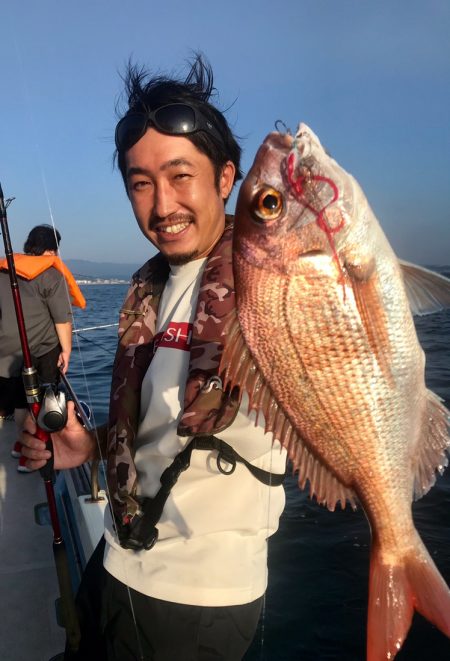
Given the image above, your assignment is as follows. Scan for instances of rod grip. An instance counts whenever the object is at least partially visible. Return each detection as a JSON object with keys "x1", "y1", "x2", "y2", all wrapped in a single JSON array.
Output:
[
  {"x1": 30, "y1": 404, "x2": 55, "y2": 480},
  {"x1": 53, "y1": 540, "x2": 81, "y2": 652},
  {"x1": 39, "y1": 434, "x2": 55, "y2": 481}
]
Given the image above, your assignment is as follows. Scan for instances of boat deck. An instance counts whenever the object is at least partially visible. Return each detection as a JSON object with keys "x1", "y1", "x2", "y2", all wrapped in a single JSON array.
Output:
[{"x1": 0, "y1": 419, "x2": 65, "y2": 661}]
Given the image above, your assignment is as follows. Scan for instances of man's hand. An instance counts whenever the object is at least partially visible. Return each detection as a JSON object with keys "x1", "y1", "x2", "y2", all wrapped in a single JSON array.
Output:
[
  {"x1": 21, "y1": 401, "x2": 96, "y2": 471},
  {"x1": 57, "y1": 349, "x2": 71, "y2": 374},
  {"x1": 55, "y1": 321, "x2": 72, "y2": 374}
]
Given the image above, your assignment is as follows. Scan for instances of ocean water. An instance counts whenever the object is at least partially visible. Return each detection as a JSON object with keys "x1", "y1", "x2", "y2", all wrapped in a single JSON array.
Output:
[{"x1": 70, "y1": 278, "x2": 450, "y2": 661}]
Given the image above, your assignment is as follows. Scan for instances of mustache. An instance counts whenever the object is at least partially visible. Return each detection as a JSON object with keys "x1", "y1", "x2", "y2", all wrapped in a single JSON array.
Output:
[{"x1": 150, "y1": 213, "x2": 194, "y2": 228}]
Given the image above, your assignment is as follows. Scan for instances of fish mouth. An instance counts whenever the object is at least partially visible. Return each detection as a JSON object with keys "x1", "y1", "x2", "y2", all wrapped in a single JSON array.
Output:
[{"x1": 268, "y1": 131, "x2": 293, "y2": 149}]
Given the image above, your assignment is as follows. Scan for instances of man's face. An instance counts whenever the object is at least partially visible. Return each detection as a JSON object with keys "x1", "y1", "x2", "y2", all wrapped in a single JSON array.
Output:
[{"x1": 125, "y1": 128, "x2": 235, "y2": 264}]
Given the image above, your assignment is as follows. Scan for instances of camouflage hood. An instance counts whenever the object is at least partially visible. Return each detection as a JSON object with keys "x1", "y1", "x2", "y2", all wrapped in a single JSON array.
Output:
[{"x1": 107, "y1": 221, "x2": 239, "y2": 524}]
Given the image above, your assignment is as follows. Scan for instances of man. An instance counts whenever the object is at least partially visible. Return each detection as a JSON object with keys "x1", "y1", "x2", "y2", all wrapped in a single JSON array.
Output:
[
  {"x1": 0, "y1": 224, "x2": 85, "y2": 472},
  {"x1": 21, "y1": 55, "x2": 287, "y2": 660}
]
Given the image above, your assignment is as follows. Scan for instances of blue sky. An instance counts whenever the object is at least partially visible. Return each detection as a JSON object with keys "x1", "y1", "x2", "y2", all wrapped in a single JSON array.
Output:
[{"x1": 1, "y1": 0, "x2": 449, "y2": 266}]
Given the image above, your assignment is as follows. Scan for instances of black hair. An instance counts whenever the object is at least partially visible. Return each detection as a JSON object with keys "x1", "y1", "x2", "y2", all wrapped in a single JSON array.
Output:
[
  {"x1": 23, "y1": 225, "x2": 61, "y2": 255},
  {"x1": 114, "y1": 53, "x2": 242, "y2": 194}
]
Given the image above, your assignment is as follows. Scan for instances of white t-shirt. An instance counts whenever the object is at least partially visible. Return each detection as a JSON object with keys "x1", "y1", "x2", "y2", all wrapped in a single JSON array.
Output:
[{"x1": 104, "y1": 257, "x2": 287, "y2": 606}]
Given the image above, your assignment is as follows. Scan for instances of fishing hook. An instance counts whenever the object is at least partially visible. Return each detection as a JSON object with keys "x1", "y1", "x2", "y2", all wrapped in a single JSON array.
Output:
[{"x1": 275, "y1": 119, "x2": 292, "y2": 135}]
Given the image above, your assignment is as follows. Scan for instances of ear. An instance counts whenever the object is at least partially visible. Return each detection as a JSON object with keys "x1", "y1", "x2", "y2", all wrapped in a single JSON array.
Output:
[{"x1": 219, "y1": 161, "x2": 236, "y2": 200}]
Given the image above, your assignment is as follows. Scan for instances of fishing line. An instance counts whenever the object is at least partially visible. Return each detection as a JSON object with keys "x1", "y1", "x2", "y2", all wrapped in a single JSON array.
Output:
[
  {"x1": 258, "y1": 432, "x2": 276, "y2": 661},
  {"x1": 75, "y1": 331, "x2": 117, "y2": 356},
  {"x1": 9, "y1": 31, "x2": 146, "y2": 657},
  {"x1": 10, "y1": 28, "x2": 90, "y2": 373},
  {"x1": 286, "y1": 145, "x2": 346, "y2": 298},
  {"x1": 72, "y1": 323, "x2": 118, "y2": 357},
  {"x1": 260, "y1": 367, "x2": 287, "y2": 661},
  {"x1": 73, "y1": 322, "x2": 119, "y2": 332}
]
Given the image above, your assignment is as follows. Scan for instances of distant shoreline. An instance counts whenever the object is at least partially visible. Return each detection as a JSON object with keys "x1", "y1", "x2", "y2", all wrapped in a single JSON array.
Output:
[{"x1": 76, "y1": 280, "x2": 129, "y2": 285}]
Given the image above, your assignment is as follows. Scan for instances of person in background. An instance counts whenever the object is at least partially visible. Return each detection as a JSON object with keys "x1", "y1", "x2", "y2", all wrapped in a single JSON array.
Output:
[
  {"x1": 20, "y1": 54, "x2": 287, "y2": 660},
  {"x1": 0, "y1": 224, "x2": 86, "y2": 472}
]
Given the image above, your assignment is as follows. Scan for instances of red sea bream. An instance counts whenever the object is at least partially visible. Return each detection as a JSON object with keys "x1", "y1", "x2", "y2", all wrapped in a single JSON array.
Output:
[{"x1": 221, "y1": 124, "x2": 450, "y2": 660}]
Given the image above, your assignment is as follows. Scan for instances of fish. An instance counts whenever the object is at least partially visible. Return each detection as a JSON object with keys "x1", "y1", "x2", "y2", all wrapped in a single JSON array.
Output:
[{"x1": 220, "y1": 124, "x2": 450, "y2": 660}]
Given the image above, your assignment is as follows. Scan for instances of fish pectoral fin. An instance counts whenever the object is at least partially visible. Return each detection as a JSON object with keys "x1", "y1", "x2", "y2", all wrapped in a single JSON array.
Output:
[
  {"x1": 348, "y1": 268, "x2": 394, "y2": 384},
  {"x1": 399, "y1": 260, "x2": 450, "y2": 315},
  {"x1": 219, "y1": 309, "x2": 358, "y2": 512},
  {"x1": 412, "y1": 389, "x2": 450, "y2": 499},
  {"x1": 219, "y1": 307, "x2": 257, "y2": 407}
]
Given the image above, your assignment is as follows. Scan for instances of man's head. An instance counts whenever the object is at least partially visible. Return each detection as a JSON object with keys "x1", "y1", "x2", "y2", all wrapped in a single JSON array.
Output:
[
  {"x1": 24, "y1": 225, "x2": 61, "y2": 256},
  {"x1": 114, "y1": 54, "x2": 242, "y2": 264}
]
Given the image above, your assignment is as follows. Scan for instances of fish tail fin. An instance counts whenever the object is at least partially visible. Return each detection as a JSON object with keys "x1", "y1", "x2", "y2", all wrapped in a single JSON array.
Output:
[{"x1": 367, "y1": 539, "x2": 450, "y2": 661}]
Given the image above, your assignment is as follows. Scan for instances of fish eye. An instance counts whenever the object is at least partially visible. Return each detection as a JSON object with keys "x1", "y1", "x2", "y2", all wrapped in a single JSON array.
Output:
[{"x1": 251, "y1": 187, "x2": 284, "y2": 222}]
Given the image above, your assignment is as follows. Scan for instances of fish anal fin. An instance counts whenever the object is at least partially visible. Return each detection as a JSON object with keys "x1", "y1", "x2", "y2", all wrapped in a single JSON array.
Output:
[
  {"x1": 399, "y1": 260, "x2": 450, "y2": 315},
  {"x1": 290, "y1": 430, "x2": 358, "y2": 511},
  {"x1": 367, "y1": 538, "x2": 450, "y2": 661},
  {"x1": 220, "y1": 310, "x2": 358, "y2": 511},
  {"x1": 413, "y1": 390, "x2": 450, "y2": 499}
]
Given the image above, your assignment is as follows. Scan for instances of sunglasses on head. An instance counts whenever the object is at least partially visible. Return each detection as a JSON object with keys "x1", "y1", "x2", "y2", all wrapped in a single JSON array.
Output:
[{"x1": 115, "y1": 103, "x2": 224, "y2": 152}]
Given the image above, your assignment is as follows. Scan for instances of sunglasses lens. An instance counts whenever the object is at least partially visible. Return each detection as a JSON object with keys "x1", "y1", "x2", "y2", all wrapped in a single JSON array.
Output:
[
  {"x1": 115, "y1": 104, "x2": 220, "y2": 152},
  {"x1": 155, "y1": 104, "x2": 197, "y2": 134},
  {"x1": 115, "y1": 114, "x2": 148, "y2": 150}
]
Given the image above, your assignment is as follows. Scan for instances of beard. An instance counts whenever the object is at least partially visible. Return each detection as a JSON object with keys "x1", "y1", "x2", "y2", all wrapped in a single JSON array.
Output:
[
  {"x1": 149, "y1": 213, "x2": 200, "y2": 265},
  {"x1": 167, "y1": 249, "x2": 200, "y2": 266}
]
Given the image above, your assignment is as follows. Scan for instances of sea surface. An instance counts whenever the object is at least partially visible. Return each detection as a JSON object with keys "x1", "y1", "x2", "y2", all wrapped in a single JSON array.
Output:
[{"x1": 69, "y1": 275, "x2": 450, "y2": 661}]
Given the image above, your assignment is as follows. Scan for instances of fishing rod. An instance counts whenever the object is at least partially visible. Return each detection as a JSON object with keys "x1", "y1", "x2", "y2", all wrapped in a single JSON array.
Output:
[{"x1": 0, "y1": 183, "x2": 80, "y2": 652}]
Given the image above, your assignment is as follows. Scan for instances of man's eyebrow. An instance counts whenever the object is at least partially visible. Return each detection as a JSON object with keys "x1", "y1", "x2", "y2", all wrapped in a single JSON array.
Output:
[
  {"x1": 126, "y1": 166, "x2": 152, "y2": 179},
  {"x1": 126, "y1": 159, "x2": 195, "y2": 179},
  {"x1": 160, "y1": 158, "x2": 194, "y2": 171}
]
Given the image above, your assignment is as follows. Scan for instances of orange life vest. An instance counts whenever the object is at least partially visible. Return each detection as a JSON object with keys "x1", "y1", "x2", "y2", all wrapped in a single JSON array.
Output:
[{"x1": 0, "y1": 254, "x2": 86, "y2": 309}]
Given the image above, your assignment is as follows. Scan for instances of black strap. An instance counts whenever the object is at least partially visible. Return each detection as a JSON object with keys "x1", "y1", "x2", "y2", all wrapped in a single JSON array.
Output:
[
  {"x1": 192, "y1": 435, "x2": 286, "y2": 486},
  {"x1": 120, "y1": 435, "x2": 286, "y2": 551}
]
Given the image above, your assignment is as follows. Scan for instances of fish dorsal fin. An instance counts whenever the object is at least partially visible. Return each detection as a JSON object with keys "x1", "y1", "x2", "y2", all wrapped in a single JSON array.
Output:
[
  {"x1": 412, "y1": 390, "x2": 450, "y2": 500},
  {"x1": 399, "y1": 260, "x2": 450, "y2": 316},
  {"x1": 220, "y1": 309, "x2": 358, "y2": 511}
]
